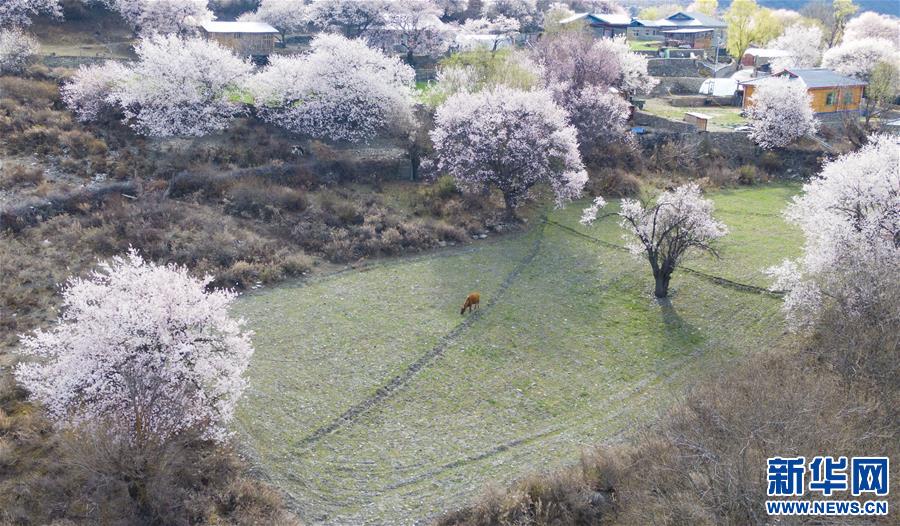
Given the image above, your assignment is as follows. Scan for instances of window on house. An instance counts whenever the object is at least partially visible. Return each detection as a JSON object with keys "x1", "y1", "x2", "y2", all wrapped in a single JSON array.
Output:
[
  {"x1": 843, "y1": 91, "x2": 853, "y2": 104},
  {"x1": 825, "y1": 92, "x2": 836, "y2": 105}
]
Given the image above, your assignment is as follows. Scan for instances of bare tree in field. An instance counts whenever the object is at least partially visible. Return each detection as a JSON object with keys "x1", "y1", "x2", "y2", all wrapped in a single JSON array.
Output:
[{"x1": 581, "y1": 183, "x2": 728, "y2": 298}]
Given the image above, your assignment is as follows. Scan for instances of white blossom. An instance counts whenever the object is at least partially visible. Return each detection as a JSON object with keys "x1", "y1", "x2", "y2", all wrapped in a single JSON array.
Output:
[
  {"x1": 594, "y1": 36, "x2": 658, "y2": 95},
  {"x1": 766, "y1": 136, "x2": 900, "y2": 329},
  {"x1": 461, "y1": 15, "x2": 520, "y2": 51},
  {"x1": 745, "y1": 76, "x2": 817, "y2": 149},
  {"x1": 0, "y1": 27, "x2": 40, "y2": 73},
  {"x1": 821, "y1": 37, "x2": 900, "y2": 81},
  {"x1": 248, "y1": 33, "x2": 415, "y2": 142},
  {"x1": 239, "y1": 0, "x2": 310, "y2": 44},
  {"x1": 0, "y1": 0, "x2": 61, "y2": 28},
  {"x1": 843, "y1": 11, "x2": 900, "y2": 47},
  {"x1": 60, "y1": 60, "x2": 129, "y2": 121},
  {"x1": 481, "y1": 0, "x2": 539, "y2": 31},
  {"x1": 566, "y1": 84, "x2": 632, "y2": 146},
  {"x1": 376, "y1": 0, "x2": 454, "y2": 60},
  {"x1": 110, "y1": 0, "x2": 214, "y2": 36},
  {"x1": 768, "y1": 23, "x2": 823, "y2": 70},
  {"x1": 582, "y1": 183, "x2": 728, "y2": 298},
  {"x1": 14, "y1": 249, "x2": 254, "y2": 444},
  {"x1": 430, "y1": 86, "x2": 588, "y2": 216},
  {"x1": 110, "y1": 35, "x2": 252, "y2": 136},
  {"x1": 306, "y1": 0, "x2": 392, "y2": 37}
]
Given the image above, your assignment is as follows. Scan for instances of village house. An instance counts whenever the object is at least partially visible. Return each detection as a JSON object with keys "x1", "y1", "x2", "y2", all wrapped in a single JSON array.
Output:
[
  {"x1": 200, "y1": 21, "x2": 279, "y2": 59},
  {"x1": 741, "y1": 47, "x2": 793, "y2": 72},
  {"x1": 560, "y1": 11, "x2": 726, "y2": 52},
  {"x1": 740, "y1": 68, "x2": 868, "y2": 114}
]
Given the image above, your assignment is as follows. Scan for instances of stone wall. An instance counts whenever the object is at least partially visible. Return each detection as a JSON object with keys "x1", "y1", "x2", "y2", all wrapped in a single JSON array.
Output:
[
  {"x1": 650, "y1": 77, "x2": 705, "y2": 96},
  {"x1": 647, "y1": 58, "x2": 706, "y2": 78}
]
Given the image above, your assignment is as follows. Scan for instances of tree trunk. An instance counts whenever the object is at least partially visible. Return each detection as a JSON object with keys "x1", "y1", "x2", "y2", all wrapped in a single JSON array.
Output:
[
  {"x1": 654, "y1": 272, "x2": 671, "y2": 298},
  {"x1": 654, "y1": 274, "x2": 670, "y2": 298},
  {"x1": 503, "y1": 192, "x2": 518, "y2": 222}
]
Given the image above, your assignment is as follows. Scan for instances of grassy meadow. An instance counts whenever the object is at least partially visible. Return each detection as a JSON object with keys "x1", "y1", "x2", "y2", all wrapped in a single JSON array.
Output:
[{"x1": 232, "y1": 184, "x2": 803, "y2": 524}]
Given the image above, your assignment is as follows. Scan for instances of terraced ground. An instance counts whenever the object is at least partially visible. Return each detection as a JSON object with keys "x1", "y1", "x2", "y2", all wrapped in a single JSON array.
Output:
[{"x1": 232, "y1": 184, "x2": 802, "y2": 525}]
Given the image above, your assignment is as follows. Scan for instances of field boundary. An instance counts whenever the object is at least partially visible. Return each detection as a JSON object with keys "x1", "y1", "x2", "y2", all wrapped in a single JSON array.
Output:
[
  {"x1": 293, "y1": 219, "x2": 548, "y2": 448},
  {"x1": 544, "y1": 219, "x2": 784, "y2": 297}
]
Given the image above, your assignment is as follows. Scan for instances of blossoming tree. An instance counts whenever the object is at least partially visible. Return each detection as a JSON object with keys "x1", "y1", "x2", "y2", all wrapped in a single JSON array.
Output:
[
  {"x1": 481, "y1": 0, "x2": 539, "y2": 31},
  {"x1": 843, "y1": 11, "x2": 900, "y2": 47},
  {"x1": 377, "y1": 0, "x2": 453, "y2": 62},
  {"x1": 430, "y1": 86, "x2": 588, "y2": 218},
  {"x1": 306, "y1": 0, "x2": 391, "y2": 38},
  {"x1": 745, "y1": 76, "x2": 817, "y2": 149},
  {"x1": 247, "y1": 33, "x2": 416, "y2": 142},
  {"x1": 768, "y1": 23, "x2": 823, "y2": 69},
  {"x1": 109, "y1": 0, "x2": 214, "y2": 36},
  {"x1": 0, "y1": 27, "x2": 40, "y2": 73},
  {"x1": 239, "y1": 0, "x2": 310, "y2": 46},
  {"x1": 14, "y1": 250, "x2": 254, "y2": 445},
  {"x1": 61, "y1": 60, "x2": 129, "y2": 122},
  {"x1": 581, "y1": 183, "x2": 728, "y2": 298},
  {"x1": 0, "y1": 0, "x2": 61, "y2": 27},
  {"x1": 767, "y1": 137, "x2": 899, "y2": 330},
  {"x1": 99, "y1": 35, "x2": 251, "y2": 136},
  {"x1": 821, "y1": 37, "x2": 899, "y2": 81}
]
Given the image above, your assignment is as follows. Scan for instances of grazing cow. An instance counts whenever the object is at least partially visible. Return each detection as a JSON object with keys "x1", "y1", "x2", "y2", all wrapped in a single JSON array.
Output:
[{"x1": 460, "y1": 292, "x2": 480, "y2": 315}]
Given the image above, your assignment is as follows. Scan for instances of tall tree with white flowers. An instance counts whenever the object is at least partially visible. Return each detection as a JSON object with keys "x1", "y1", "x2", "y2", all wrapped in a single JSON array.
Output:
[
  {"x1": 766, "y1": 136, "x2": 899, "y2": 330},
  {"x1": 239, "y1": 0, "x2": 311, "y2": 46},
  {"x1": 430, "y1": 86, "x2": 588, "y2": 218},
  {"x1": 768, "y1": 23, "x2": 823, "y2": 70},
  {"x1": 15, "y1": 249, "x2": 254, "y2": 445},
  {"x1": 745, "y1": 76, "x2": 817, "y2": 149},
  {"x1": 0, "y1": 0, "x2": 61, "y2": 27},
  {"x1": 109, "y1": 0, "x2": 214, "y2": 36},
  {"x1": 581, "y1": 183, "x2": 728, "y2": 298},
  {"x1": 0, "y1": 27, "x2": 40, "y2": 73},
  {"x1": 306, "y1": 0, "x2": 392, "y2": 38},
  {"x1": 247, "y1": 33, "x2": 416, "y2": 142},
  {"x1": 79, "y1": 35, "x2": 253, "y2": 137}
]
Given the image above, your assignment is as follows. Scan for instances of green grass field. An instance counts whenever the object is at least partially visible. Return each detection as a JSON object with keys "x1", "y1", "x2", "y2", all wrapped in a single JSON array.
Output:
[
  {"x1": 642, "y1": 98, "x2": 747, "y2": 130},
  {"x1": 232, "y1": 184, "x2": 802, "y2": 524}
]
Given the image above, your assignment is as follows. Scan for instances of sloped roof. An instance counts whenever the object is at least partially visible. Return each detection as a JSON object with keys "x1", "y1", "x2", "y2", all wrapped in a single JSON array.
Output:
[
  {"x1": 740, "y1": 68, "x2": 867, "y2": 88},
  {"x1": 665, "y1": 11, "x2": 726, "y2": 28},
  {"x1": 586, "y1": 13, "x2": 634, "y2": 26},
  {"x1": 662, "y1": 28, "x2": 715, "y2": 34},
  {"x1": 201, "y1": 21, "x2": 279, "y2": 34}
]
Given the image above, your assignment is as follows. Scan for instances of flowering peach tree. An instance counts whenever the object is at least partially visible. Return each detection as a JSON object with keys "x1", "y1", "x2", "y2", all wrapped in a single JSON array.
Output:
[
  {"x1": 430, "y1": 86, "x2": 588, "y2": 218},
  {"x1": 581, "y1": 183, "x2": 728, "y2": 298},
  {"x1": 745, "y1": 76, "x2": 817, "y2": 149},
  {"x1": 767, "y1": 137, "x2": 900, "y2": 329},
  {"x1": 15, "y1": 250, "x2": 254, "y2": 444}
]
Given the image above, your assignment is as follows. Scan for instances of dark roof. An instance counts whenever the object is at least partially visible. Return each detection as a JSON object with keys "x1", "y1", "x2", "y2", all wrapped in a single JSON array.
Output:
[
  {"x1": 666, "y1": 11, "x2": 727, "y2": 28},
  {"x1": 740, "y1": 68, "x2": 867, "y2": 88}
]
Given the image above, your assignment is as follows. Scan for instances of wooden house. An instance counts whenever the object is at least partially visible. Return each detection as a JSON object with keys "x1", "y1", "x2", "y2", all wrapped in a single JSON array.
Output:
[
  {"x1": 200, "y1": 21, "x2": 279, "y2": 58},
  {"x1": 740, "y1": 68, "x2": 868, "y2": 114}
]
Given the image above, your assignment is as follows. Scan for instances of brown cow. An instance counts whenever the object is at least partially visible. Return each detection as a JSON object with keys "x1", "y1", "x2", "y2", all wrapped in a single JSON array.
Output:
[{"x1": 460, "y1": 292, "x2": 480, "y2": 315}]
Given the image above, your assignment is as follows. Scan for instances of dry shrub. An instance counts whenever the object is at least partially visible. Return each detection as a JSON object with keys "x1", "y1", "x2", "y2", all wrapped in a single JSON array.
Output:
[
  {"x1": 224, "y1": 178, "x2": 309, "y2": 221},
  {"x1": 0, "y1": 164, "x2": 43, "y2": 187},
  {"x1": 60, "y1": 129, "x2": 108, "y2": 159},
  {"x1": 0, "y1": 389, "x2": 300, "y2": 526},
  {"x1": 438, "y1": 336, "x2": 899, "y2": 525},
  {"x1": 584, "y1": 168, "x2": 641, "y2": 198},
  {"x1": 647, "y1": 136, "x2": 700, "y2": 174}
]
